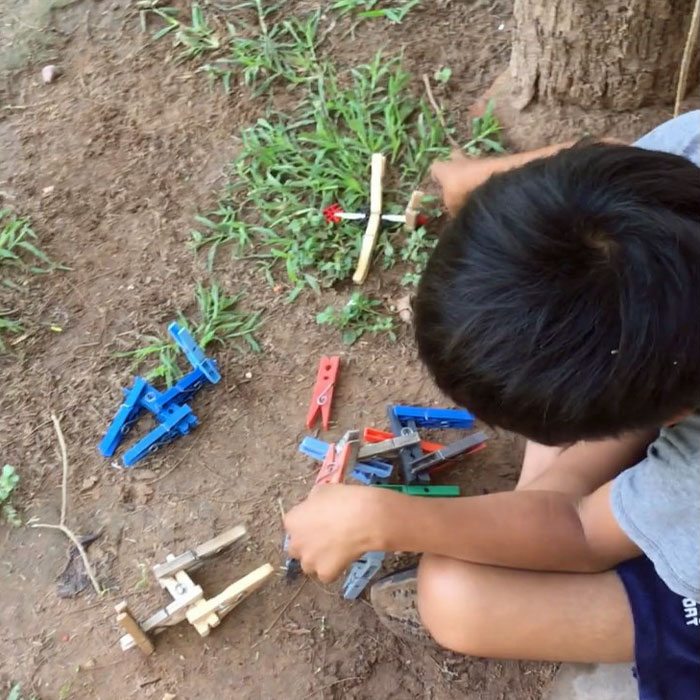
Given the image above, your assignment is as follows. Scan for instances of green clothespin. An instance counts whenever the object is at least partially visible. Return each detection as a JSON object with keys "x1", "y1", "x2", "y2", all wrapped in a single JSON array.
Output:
[{"x1": 374, "y1": 484, "x2": 460, "y2": 497}]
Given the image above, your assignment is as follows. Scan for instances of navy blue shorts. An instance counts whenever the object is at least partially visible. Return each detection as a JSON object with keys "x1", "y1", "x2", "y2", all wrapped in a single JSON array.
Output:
[{"x1": 617, "y1": 556, "x2": 700, "y2": 700}]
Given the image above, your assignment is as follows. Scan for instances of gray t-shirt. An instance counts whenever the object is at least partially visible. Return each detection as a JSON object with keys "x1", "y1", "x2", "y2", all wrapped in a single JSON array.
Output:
[{"x1": 610, "y1": 111, "x2": 700, "y2": 601}]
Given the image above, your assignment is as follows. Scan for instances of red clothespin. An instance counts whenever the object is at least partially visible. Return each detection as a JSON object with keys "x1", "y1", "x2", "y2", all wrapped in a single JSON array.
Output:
[
  {"x1": 315, "y1": 430, "x2": 360, "y2": 485},
  {"x1": 306, "y1": 356, "x2": 340, "y2": 430}
]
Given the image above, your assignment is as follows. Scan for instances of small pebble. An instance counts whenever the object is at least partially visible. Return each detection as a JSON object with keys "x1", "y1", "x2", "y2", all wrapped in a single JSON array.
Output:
[
  {"x1": 41, "y1": 64, "x2": 62, "y2": 83},
  {"x1": 244, "y1": 371, "x2": 253, "y2": 379}
]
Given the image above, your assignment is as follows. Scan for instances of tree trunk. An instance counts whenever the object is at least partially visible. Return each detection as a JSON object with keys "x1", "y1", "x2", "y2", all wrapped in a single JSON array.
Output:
[{"x1": 510, "y1": 0, "x2": 699, "y2": 111}]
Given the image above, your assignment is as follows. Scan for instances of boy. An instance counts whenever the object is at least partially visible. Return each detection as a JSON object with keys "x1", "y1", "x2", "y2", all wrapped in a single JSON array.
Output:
[{"x1": 284, "y1": 111, "x2": 700, "y2": 699}]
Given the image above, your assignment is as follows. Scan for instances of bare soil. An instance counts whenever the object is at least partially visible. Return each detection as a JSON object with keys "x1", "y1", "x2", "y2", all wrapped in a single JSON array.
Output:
[{"x1": 0, "y1": 1, "x2": 692, "y2": 698}]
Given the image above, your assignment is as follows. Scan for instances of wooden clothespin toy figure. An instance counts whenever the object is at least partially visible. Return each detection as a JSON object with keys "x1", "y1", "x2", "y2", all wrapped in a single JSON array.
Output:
[
  {"x1": 115, "y1": 525, "x2": 273, "y2": 654},
  {"x1": 322, "y1": 153, "x2": 427, "y2": 284}
]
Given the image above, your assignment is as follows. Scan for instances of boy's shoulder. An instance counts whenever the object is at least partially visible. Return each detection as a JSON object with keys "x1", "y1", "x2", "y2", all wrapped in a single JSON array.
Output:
[
  {"x1": 634, "y1": 110, "x2": 700, "y2": 167},
  {"x1": 611, "y1": 413, "x2": 700, "y2": 601}
]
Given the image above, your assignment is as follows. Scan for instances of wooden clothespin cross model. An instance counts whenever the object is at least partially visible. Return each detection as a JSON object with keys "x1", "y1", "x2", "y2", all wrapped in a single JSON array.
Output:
[
  {"x1": 115, "y1": 525, "x2": 273, "y2": 654},
  {"x1": 322, "y1": 153, "x2": 426, "y2": 285}
]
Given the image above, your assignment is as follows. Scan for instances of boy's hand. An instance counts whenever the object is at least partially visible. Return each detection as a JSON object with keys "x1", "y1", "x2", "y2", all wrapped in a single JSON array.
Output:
[
  {"x1": 284, "y1": 484, "x2": 383, "y2": 583},
  {"x1": 431, "y1": 150, "x2": 490, "y2": 216}
]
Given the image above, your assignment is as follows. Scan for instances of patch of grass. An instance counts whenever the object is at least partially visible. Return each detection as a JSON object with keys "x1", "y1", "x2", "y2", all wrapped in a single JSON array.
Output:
[
  {"x1": 1, "y1": 464, "x2": 21, "y2": 527},
  {"x1": 395, "y1": 225, "x2": 437, "y2": 287},
  {"x1": 0, "y1": 208, "x2": 55, "y2": 274},
  {"x1": 194, "y1": 51, "x2": 448, "y2": 296},
  {"x1": 117, "y1": 282, "x2": 262, "y2": 386},
  {"x1": 317, "y1": 292, "x2": 395, "y2": 344}
]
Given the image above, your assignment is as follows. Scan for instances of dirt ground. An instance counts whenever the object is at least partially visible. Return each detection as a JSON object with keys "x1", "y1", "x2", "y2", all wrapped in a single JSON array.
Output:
[{"x1": 0, "y1": 1, "x2": 694, "y2": 699}]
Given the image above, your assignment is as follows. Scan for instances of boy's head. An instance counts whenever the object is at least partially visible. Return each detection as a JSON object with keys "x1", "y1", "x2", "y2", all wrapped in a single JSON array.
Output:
[{"x1": 414, "y1": 142, "x2": 700, "y2": 445}]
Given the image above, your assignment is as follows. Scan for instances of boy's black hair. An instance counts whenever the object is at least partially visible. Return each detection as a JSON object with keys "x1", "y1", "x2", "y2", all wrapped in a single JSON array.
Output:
[{"x1": 414, "y1": 143, "x2": 700, "y2": 445}]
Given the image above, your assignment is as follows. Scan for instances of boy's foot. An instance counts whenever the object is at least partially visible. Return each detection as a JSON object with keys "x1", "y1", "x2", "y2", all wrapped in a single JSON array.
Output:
[{"x1": 369, "y1": 568, "x2": 436, "y2": 646}]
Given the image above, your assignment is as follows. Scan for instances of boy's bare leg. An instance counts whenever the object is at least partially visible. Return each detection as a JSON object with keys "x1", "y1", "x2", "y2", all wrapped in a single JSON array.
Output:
[
  {"x1": 417, "y1": 555, "x2": 634, "y2": 662},
  {"x1": 413, "y1": 432, "x2": 657, "y2": 662}
]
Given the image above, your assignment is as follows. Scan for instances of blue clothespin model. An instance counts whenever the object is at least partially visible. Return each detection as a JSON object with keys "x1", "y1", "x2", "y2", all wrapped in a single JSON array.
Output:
[{"x1": 99, "y1": 322, "x2": 221, "y2": 467}]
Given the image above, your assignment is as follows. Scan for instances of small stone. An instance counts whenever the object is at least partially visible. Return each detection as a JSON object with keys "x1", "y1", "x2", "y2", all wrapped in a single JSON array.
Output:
[
  {"x1": 41, "y1": 65, "x2": 62, "y2": 83},
  {"x1": 80, "y1": 475, "x2": 99, "y2": 492},
  {"x1": 162, "y1": 694, "x2": 176, "y2": 700},
  {"x1": 244, "y1": 371, "x2": 253, "y2": 379},
  {"x1": 42, "y1": 185, "x2": 55, "y2": 196}
]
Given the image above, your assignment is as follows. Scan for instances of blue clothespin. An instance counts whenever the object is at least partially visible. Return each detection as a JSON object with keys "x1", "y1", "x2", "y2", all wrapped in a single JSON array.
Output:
[
  {"x1": 98, "y1": 378, "x2": 150, "y2": 458},
  {"x1": 392, "y1": 405, "x2": 474, "y2": 430},
  {"x1": 99, "y1": 322, "x2": 220, "y2": 467},
  {"x1": 298, "y1": 437, "x2": 392, "y2": 484},
  {"x1": 122, "y1": 403, "x2": 197, "y2": 466},
  {"x1": 342, "y1": 551, "x2": 386, "y2": 600},
  {"x1": 350, "y1": 459, "x2": 393, "y2": 485}
]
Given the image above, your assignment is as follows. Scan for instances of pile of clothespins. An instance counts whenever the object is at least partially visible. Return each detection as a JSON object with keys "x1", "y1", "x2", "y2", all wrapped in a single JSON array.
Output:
[{"x1": 287, "y1": 356, "x2": 488, "y2": 599}]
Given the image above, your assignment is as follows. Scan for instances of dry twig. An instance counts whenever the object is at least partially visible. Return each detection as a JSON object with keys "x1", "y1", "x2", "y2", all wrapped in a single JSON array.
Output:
[
  {"x1": 674, "y1": 0, "x2": 700, "y2": 117},
  {"x1": 422, "y1": 73, "x2": 461, "y2": 150},
  {"x1": 30, "y1": 413, "x2": 102, "y2": 596}
]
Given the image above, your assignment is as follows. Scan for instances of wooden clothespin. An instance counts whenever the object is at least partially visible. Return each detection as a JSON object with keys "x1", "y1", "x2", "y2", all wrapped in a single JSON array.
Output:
[
  {"x1": 115, "y1": 601, "x2": 154, "y2": 655},
  {"x1": 352, "y1": 153, "x2": 386, "y2": 284},
  {"x1": 403, "y1": 190, "x2": 425, "y2": 232}
]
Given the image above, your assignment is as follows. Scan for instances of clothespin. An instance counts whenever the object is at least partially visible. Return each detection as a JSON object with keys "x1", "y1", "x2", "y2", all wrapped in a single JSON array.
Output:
[
  {"x1": 387, "y1": 405, "x2": 431, "y2": 486},
  {"x1": 392, "y1": 405, "x2": 475, "y2": 430},
  {"x1": 315, "y1": 430, "x2": 361, "y2": 485},
  {"x1": 342, "y1": 551, "x2": 386, "y2": 600},
  {"x1": 298, "y1": 435, "x2": 391, "y2": 484},
  {"x1": 357, "y1": 432, "x2": 420, "y2": 460},
  {"x1": 363, "y1": 427, "x2": 445, "y2": 454},
  {"x1": 286, "y1": 430, "x2": 360, "y2": 580},
  {"x1": 409, "y1": 431, "x2": 488, "y2": 476},
  {"x1": 306, "y1": 356, "x2": 340, "y2": 430},
  {"x1": 374, "y1": 484, "x2": 461, "y2": 497},
  {"x1": 353, "y1": 153, "x2": 386, "y2": 284},
  {"x1": 403, "y1": 190, "x2": 425, "y2": 232}
]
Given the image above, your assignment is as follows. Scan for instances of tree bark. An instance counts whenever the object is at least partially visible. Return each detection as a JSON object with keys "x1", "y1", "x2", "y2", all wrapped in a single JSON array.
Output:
[{"x1": 510, "y1": 0, "x2": 699, "y2": 111}]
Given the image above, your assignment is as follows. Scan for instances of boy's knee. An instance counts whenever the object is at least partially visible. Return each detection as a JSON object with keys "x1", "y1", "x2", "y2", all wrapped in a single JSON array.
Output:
[{"x1": 416, "y1": 554, "x2": 491, "y2": 655}]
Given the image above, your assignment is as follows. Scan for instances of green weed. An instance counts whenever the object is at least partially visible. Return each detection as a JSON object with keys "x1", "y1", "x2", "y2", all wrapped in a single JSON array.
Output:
[
  {"x1": 0, "y1": 314, "x2": 22, "y2": 353},
  {"x1": 331, "y1": 0, "x2": 420, "y2": 23},
  {"x1": 317, "y1": 292, "x2": 395, "y2": 344},
  {"x1": 225, "y1": 2, "x2": 321, "y2": 94},
  {"x1": 0, "y1": 208, "x2": 54, "y2": 274},
  {"x1": 138, "y1": 1, "x2": 222, "y2": 62},
  {"x1": 396, "y1": 225, "x2": 437, "y2": 286},
  {"x1": 1, "y1": 465, "x2": 21, "y2": 527},
  {"x1": 464, "y1": 99, "x2": 504, "y2": 155},
  {"x1": 7, "y1": 684, "x2": 39, "y2": 700},
  {"x1": 433, "y1": 66, "x2": 451, "y2": 84},
  {"x1": 117, "y1": 282, "x2": 262, "y2": 386}
]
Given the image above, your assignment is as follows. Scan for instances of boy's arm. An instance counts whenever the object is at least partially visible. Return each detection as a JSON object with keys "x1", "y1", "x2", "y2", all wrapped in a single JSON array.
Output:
[
  {"x1": 434, "y1": 138, "x2": 623, "y2": 216},
  {"x1": 377, "y1": 482, "x2": 640, "y2": 573},
  {"x1": 432, "y1": 143, "x2": 574, "y2": 216},
  {"x1": 284, "y1": 480, "x2": 640, "y2": 583}
]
